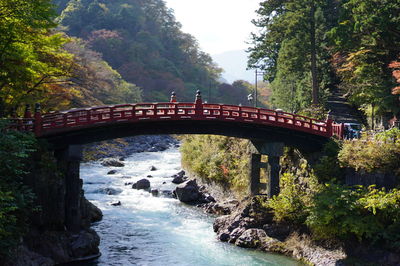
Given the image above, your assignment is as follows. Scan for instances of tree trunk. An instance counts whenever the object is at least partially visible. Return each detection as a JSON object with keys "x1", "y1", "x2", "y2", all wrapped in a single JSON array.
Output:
[{"x1": 310, "y1": 1, "x2": 319, "y2": 105}]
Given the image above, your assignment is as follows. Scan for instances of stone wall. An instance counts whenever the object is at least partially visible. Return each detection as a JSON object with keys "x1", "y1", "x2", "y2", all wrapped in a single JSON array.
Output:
[{"x1": 345, "y1": 168, "x2": 399, "y2": 189}]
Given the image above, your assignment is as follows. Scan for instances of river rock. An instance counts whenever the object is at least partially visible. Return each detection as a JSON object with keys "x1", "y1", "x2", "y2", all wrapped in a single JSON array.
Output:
[
  {"x1": 132, "y1": 179, "x2": 151, "y2": 190},
  {"x1": 111, "y1": 201, "x2": 121, "y2": 206},
  {"x1": 172, "y1": 175, "x2": 186, "y2": 184},
  {"x1": 85, "y1": 199, "x2": 103, "y2": 223},
  {"x1": 94, "y1": 187, "x2": 122, "y2": 195},
  {"x1": 204, "y1": 202, "x2": 232, "y2": 215},
  {"x1": 70, "y1": 229, "x2": 100, "y2": 258},
  {"x1": 262, "y1": 224, "x2": 291, "y2": 240},
  {"x1": 147, "y1": 175, "x2": 153, "y2": 178},
  {"x1": 151, "y1": 189, "x2": 159, "y2": 196},
  {"x1": 161, "y1": 190, "x2": 174, "y2": 198},
  {"x1": 235, "y1": 228, "x2": 267, "y2": 248},
  {"x1": 149, "y1": 165, "x2": 157, "y2": 171},
  {"x1": 101, "y1": 158, "x2": 125, "y2": 167},
  {"x1": 174, "y1": 179, "x2": 201, "y2": 203},
  {"x1": 125, "y1": 182, "x2": 133, "y2": 186},
  {"x1": 213, "y1": 198, "x2": 275, "y2": 244},
  {"x1": 107, "y1": 170, "x2": 118, "y2": 175}
]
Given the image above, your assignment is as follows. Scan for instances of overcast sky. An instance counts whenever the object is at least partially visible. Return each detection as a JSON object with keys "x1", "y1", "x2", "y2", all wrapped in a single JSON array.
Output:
[{"x1": 164, "y1": 0, "x2": 261, "y2": 55}]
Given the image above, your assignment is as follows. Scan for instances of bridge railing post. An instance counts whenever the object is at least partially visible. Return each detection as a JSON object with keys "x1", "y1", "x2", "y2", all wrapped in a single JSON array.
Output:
[
  {"x1": 34, "y1": 103, "x2": 42, "y2": 136},
  {"x1": 24, "y1": 104, "x2": 32, "y2": 119},
  {"x1": 326, "y1": 119, "x2": 333, "y2": 137}
]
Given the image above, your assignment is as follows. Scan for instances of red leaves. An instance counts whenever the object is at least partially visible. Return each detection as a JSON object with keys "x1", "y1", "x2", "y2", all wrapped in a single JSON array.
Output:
[{"x1": 389, "y1": 60, "x2": 400, "y2": 95}]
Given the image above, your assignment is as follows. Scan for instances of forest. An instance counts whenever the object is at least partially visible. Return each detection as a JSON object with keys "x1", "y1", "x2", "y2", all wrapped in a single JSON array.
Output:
[
  {"x1": 249, "y1": 0, "x2": 400, "y2": 122},
  {"x1": 0, "y1": 0, "x2": 254, "y2": 119}
]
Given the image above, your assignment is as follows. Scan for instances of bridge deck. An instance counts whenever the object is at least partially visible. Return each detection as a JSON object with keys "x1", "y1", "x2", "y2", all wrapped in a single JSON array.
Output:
[{"x1": 8, "y1": 95, "x2": 344, "y2": 143}]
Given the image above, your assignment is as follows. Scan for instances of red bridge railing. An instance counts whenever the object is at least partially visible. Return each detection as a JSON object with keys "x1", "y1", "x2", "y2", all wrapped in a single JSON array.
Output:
[{"x1": 6, "y1": 91, "x2": 344, "y2": 139}]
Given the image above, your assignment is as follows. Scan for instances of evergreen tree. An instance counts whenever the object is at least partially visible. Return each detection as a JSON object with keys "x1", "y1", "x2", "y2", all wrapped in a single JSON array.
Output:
[{"x1": 248, "y1": 0, "x2": 335, "y2": 111}]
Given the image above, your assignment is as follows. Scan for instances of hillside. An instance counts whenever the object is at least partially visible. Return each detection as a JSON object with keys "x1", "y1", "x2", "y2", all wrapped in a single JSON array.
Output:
[{"x1": 54, "y1": 0, "x2": 223, "y2": 102}]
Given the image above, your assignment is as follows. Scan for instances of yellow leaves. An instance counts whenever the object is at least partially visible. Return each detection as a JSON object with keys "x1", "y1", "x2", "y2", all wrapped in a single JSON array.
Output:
[
  {"x1": 338, "y1": 49, "x2": 372, "y2": 74},
  {"x1": 338, "y1": 129, "x2": 400, "y2": 174}
]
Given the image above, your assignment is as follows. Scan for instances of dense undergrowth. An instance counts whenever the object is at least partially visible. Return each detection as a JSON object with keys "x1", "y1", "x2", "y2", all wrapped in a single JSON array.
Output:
[
  {"x1": 181, "y1": 130, "x2": 400, "y2": 252},
  {"x1": 339, "y1": 128, "x2": 400, "y2": 175},
  {"x1": 180, "y1": 135, "x2": 252, "y2": 195},
  {"x1": 0, "y1": 123, "x2": 38, "y2": 260}
]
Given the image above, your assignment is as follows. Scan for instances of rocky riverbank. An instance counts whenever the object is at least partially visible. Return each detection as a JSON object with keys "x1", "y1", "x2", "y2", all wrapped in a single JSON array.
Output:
[
  {"x1": 184, "y1": 176, "x2": 399, "y2": 266},
  {"x1": 212, "y1": 197, "x2": 346, "y2": 265},
  {"x1": 83, "y1": 135, "x2": 179, "y2": 161}
]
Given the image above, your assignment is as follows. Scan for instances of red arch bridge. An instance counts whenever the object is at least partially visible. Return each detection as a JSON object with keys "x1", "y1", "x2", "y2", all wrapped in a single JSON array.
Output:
[
  {"x1": 10, "y1": 92, "x2": 344, "y2": 146},
  {"x1": 8, "y1": 91, "x2": 344, "y2": 226}
]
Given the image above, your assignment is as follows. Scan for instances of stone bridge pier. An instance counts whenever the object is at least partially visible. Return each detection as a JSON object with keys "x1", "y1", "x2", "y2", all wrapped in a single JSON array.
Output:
[
  {"x1": 250, "y1": 141, "x2": 284, "y2": 197},
  {"x1": 54, "y1": 145, "x2": 83, "y2": 233}
]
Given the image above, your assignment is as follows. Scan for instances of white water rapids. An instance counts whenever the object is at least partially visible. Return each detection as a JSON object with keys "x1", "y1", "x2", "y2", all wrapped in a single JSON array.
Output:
[{"x1": 81, "y1": 146, "x2": 301, "y2": 266}]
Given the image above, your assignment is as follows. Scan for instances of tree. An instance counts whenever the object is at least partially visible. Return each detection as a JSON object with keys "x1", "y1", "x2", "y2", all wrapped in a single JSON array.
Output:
[
  {"x1": 248, "y1": 0, "x2": 335, "y2": 111},
  {"x1": 57, "y1": 0, "x2": 222, "y2": 102},
  {"x1": 60, "y1": 39, "x2": 141, "y2": 109},
  {"x1": 0, "y1": 0, "x2": 76, "y2": 116},
  {"x1": 329, "y1": 0, "x2": 400, "y2": 118}
]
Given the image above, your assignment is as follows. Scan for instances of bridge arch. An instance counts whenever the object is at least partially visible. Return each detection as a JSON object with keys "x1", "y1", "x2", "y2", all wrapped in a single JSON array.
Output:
[{"x1": 15, "y1": 91, "x2": 340, "y2": 152}]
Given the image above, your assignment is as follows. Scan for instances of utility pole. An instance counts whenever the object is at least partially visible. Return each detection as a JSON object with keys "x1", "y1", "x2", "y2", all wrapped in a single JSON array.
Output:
[
  {"x1": 208, "y1": 80, "x2": 212, "y2": 103},
  {"x1": 255, "y1": 69, "x2": 265, "y2": 108}
]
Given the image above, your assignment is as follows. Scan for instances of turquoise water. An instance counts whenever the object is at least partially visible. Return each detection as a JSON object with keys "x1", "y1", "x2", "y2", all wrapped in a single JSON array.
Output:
[{"x1": 81, "y1": 147, "x2": 301, "y2": 266}]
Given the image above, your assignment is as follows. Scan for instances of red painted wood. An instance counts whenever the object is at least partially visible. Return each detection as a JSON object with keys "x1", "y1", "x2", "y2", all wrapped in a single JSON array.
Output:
[{"x1": 10, "y1": 102, "x2": 342, "y2": 139}]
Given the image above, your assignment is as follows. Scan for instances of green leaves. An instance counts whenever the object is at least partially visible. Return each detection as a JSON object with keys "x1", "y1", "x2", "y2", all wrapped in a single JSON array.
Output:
[
  {"x1": 57, "y1": 0, "x2": 222, "y2": 102},
  {"x1": 249, "y1": 0, "x2": 333, "y2": 110},
  {"x1": 338, "y1": 128, "x2": 400, "y2": 174},
  {"x1": 0, "y1": 122, "x2": 37, "y2": 258},
  {"x1": 0, "y1": 0, "x2": 76, "y2": 114},
  {"x1": 307, "y1": 184, "x2": 400, "y2": 243},
  {"x1": 180, "y1": 135, "x2": 251, "y2": 194},
  {"x1": 329, "y1": 0, "x2": 400, "y2": 116}
]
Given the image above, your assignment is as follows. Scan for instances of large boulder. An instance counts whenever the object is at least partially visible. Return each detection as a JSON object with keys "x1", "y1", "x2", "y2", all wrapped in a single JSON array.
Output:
[
  {"x1": 101, "y1": 158, "x2": 124, "y2": 167},
  {"x1": 132, "y1": 179, "x2": 151, "y2": 190},
  {"x1": 70, "y1": 229, "x2": 100, "y2": 258},
  {"x1": 235, "y1": 228, "x2": 267, "y2": 248},
  {"x1": 174, "y1": 179, "x2": 201, "y2": 203}
]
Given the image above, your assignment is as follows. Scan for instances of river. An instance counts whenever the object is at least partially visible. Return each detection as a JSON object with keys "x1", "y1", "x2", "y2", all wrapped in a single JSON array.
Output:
[{"x1": 81, "y1": 146, "x2": 301, "y2": 266}]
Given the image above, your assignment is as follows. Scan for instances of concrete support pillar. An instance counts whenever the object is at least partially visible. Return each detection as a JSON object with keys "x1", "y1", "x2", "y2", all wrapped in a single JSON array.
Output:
[
  {"x1": 250, "y1": 141, "x2": 284, "y2": 198},
  {"x1": 55, "y1": 145, "x2": 83, "y2": 233},
  {"x1": 268, "y1": 156, "x2": 280, "y2": 197},
  {"x1": 250, "y1": 154, "x2": 262, "y2": 195}
]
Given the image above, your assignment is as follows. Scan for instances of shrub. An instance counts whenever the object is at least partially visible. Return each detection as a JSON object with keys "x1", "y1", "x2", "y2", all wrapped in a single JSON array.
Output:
[
  {"x1": 0, "y1": 122, "x2": 37, "y2": 258},
  {"x1": 314, "y1": 139, "x2": 344, "y2": 182},
  {"x1": 338, "y1": 129, "x2": 400, "y2": 174},
  {"x1": 307, "y1": 184, "x2": 400, "y2": 246},
  {"x1": 180, "y1": 135, "x2": 251, "y2": 194},
  {"x1": 268, "y1": 173, "x2": 319, "y2": 224}
]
